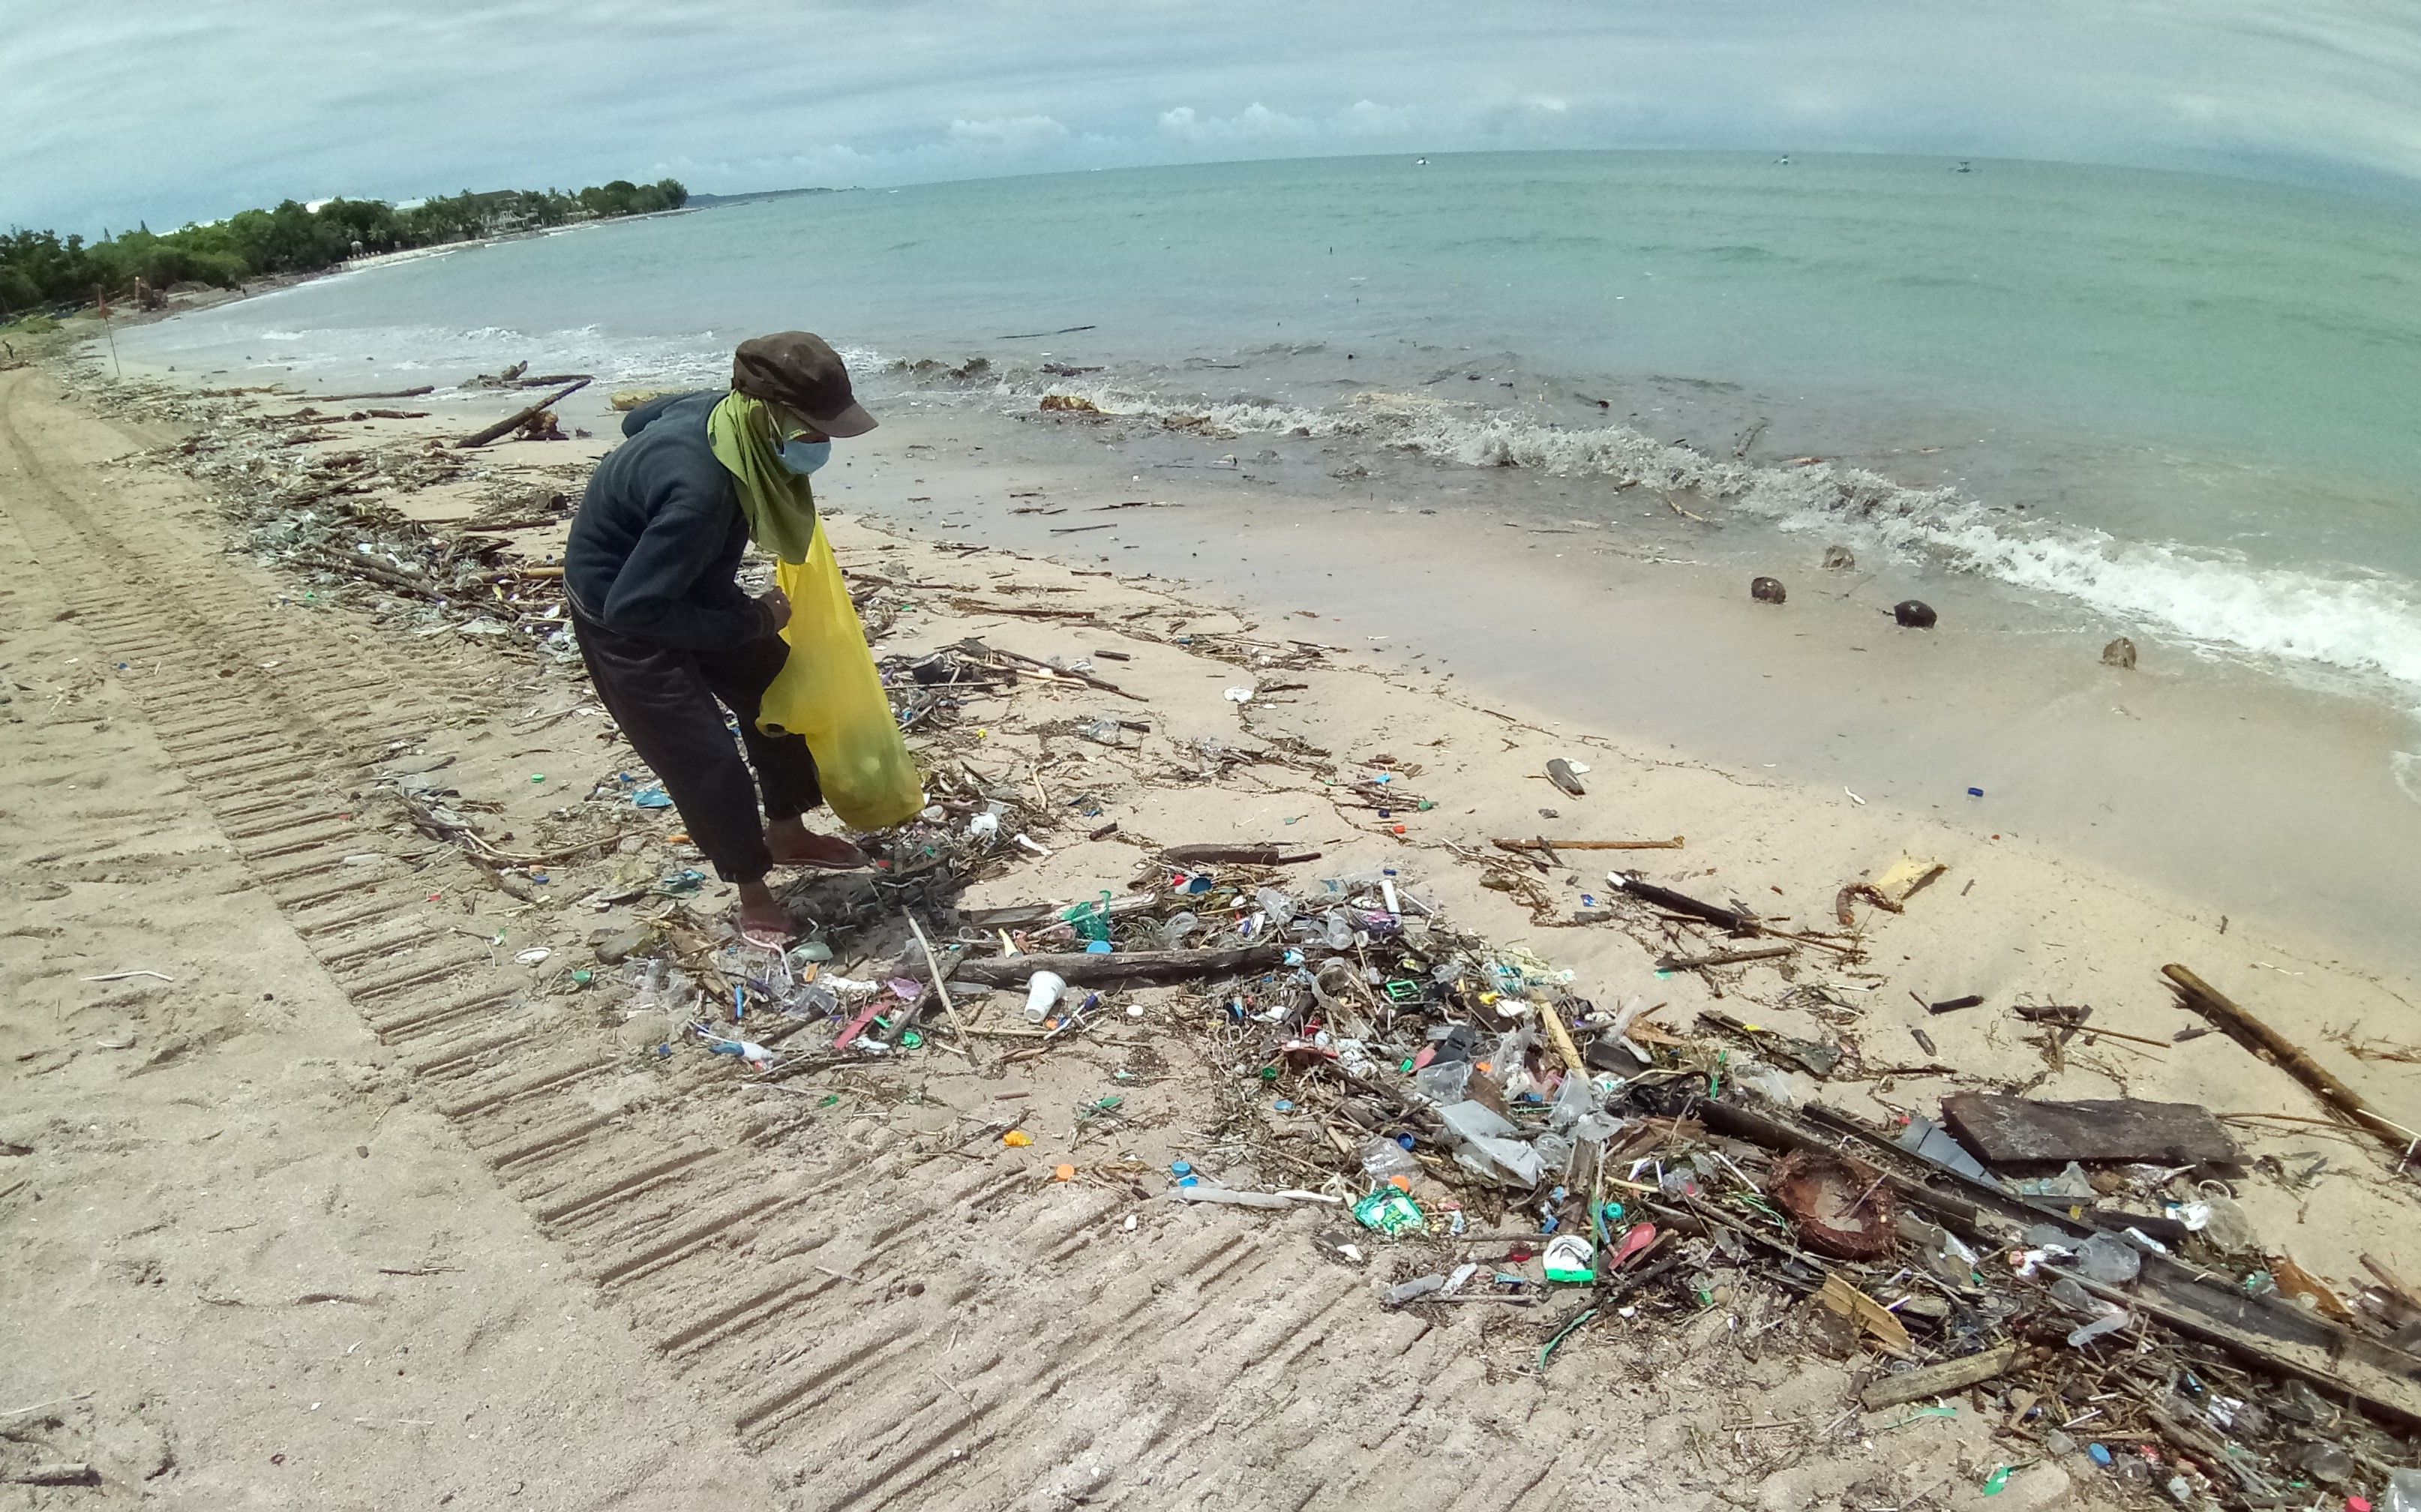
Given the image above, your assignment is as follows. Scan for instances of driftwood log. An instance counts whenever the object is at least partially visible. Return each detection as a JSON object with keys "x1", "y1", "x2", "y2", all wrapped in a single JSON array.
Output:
[
  {"x1": 457, "y1": 376, "x2": 590, "y2": 448},
  {"x1": 2164, "y1": 963, "x2": 2416, "y2": 1162}
]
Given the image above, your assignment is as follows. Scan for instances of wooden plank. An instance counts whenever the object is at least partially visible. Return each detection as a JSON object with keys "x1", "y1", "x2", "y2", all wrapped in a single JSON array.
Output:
[
  {"x1": 1941, "y1": 1092, "x2": 2239, "y2": 1166},
  {"x1": 1862, "y1": 1342, "x2": 2021, "y2": 1409}
]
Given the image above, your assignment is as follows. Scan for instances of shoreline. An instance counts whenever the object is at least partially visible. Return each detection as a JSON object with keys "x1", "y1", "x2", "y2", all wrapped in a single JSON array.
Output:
[
  {"x1": 85, "y1": 326, "x2": 2421, "y2": 979},
  {"x1": 827, "y1": 392, "x2": 2421, "y2": 982}
]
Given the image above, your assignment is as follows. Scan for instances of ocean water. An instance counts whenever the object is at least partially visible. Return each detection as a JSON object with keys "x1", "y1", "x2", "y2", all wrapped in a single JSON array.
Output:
[{"x1": 119, "y1": 151, "x2": 2421, "y2": 694}]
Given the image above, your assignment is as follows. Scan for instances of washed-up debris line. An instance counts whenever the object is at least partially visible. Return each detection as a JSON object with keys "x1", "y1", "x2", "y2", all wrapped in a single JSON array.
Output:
[
  {"x1": 78, "y1": 368, "x2": 2420, "y2": 1508},
  {"x1": 74, "y1": 370, "x2": 595, "y2": 662},
  {"x1": 599, "y1": 668, "x2": 2416, "y2": 1512}
]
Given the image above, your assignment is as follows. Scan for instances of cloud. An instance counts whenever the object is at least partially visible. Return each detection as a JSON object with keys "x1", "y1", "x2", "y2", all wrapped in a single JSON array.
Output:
[
  {"x1": 1158, "y1": 103, "x2": 1315, "y2": 143},
  {"x1": 947, "y1": 115, "x2": 1073, "y2": 152},
  {"x1": 1338, "y1": 99, "x2": 1418, "y2": 136},
  {"x1": 8, "y1": 0, "x2": 2421, "y2": 235}
]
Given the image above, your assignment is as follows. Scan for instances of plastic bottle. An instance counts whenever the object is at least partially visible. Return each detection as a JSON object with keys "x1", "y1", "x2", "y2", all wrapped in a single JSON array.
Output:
[
  {"x1": 2183, "y1": 1191, "x2": 2259, "y2": 1253},
  {"x1": 1256, "y1": 886, "x2": 1296, "y2": 926},
  {"x1": 2383, "y1": 1468, "x2": 2421, "y2": 1512},
  {"x1": 1412, "y1": 1059, "x2": 1472, "y2": 1106},
  {"x1": 1360, "y1": 1138, "x2": 1420, "y2": 1180},
  {"x1": 1024, "y1": 970, "x2": 1068, "y2": 1022},
  {"x1": 1160, "y1": 911, "x2": 1202, "y2": 950},
  {"x1": 2296, "y1": 1443, "x2": 2354, "y2": 1486},
  {"x1": 786, "y1": 980, "x2": 841, "y2": 1018},
  {"x1": 2074, "y1": 1232, "x2": 2143, "y2": 1285},
  {"x1": 1322, "y1": 909, "x2": 1352, "y2": 952},
  {"x1": 2067, "y1": 1309, "x2": 2131, "y2": 1348}
]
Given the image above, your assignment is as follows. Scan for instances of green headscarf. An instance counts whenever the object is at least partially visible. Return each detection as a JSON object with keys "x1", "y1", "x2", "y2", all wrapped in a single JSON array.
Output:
[{"x1": 706, "y1": 392, "x2": 819, "y2": 564}]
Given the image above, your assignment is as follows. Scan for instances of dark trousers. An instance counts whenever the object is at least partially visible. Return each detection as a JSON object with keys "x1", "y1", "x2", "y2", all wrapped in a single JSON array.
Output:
[{"x1": 572, "y1": 614, "x2": 820, "y2": 885}]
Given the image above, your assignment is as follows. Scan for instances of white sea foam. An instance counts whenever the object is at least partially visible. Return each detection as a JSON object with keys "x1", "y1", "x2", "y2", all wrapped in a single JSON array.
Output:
[
  {"x1": 2394, "y1": 752, "x2": 2421, "y2": 808},
  {"x1": 1005, "y1": 374, "x2": 2421, "y2": 690},
  {"x1": 117, "y1": 305, "x2": 2421, "y2": 692}
]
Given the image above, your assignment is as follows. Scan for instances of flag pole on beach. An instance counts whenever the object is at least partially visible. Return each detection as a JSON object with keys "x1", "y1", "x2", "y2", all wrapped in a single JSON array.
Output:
[{"x1": 97, "y1": 284, "x2": 122, "y2": 379}]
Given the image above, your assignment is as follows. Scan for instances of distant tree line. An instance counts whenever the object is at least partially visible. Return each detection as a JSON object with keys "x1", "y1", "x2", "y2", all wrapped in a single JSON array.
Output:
[{"x1": 1, "y1": 177, "x2": 687, "y2": 317}]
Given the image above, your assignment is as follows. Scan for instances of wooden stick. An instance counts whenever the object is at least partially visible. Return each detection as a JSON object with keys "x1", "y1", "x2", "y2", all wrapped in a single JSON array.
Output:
[
  {"x1": 1492, "y1": 836, "x2": 1685, "y2": 853},
  {"x1": 896, "y1": 943, "x2": 1282, "y2": 989},
  {"x1": 316, "y1": 385, "x2": 436, "y2": 400},
  {"x1": 2070, "y1": 1024, "x2": 2175, "y2": 1051},
  {"x1": 1656, "y1": 945, "x2": 1793, "y2": 972},
  {"x1": 2163, "y1": 964, "x2": 2416, "y2": 1160},
  {"x1": 1156, "y1": 844, "x2": 1322, "y2": 867},
  {"x1": 456, "y1": 377, "x2": 590, "y2": 448},
  {"x1": 972, "y1": 644, "x2": 1147, "y2": 702},
  {"x1": 1538, "y1": 1000, "x2": 1586, "y2": 1075},
  {"x1": 903, "y1": 910, "x2": 981, "y2": 1067},
  {"x1": 1608, "y1": 872, "x2": 1754, "y2": 932},
  {"x1": 949, "y1": 598, "x2": 1100, "y2": 621}
]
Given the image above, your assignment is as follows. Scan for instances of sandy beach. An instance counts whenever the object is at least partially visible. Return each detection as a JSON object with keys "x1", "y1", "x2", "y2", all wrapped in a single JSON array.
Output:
[{"x1": 4, "y1": 342, "x2": 2417, "y2": 1507}]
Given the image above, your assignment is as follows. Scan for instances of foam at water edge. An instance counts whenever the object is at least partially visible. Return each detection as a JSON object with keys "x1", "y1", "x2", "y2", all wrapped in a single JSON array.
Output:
[
  {"x1": 2395, "y1": 752, "x2": 2421, "y2": 808},
  {"x1": 998, "y1": 374, "x2": 2421, "y2": 692}
]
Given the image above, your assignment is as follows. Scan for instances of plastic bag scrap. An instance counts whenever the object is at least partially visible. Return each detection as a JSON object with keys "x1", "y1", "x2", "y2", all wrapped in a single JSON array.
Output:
[
  {"x1": 758, "y1": 527, "x2": 926, "y2": 830},
  {"x1": 1438, "y1": 1100, "x2": 1546, "y2": 1189}
]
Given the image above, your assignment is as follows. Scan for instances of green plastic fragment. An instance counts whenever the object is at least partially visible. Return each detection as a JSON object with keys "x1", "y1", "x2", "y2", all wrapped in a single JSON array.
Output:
[
  {"x1": 1352, "y1": 1189, "x2": 1425, "y2": 1236},
  {"x1": 1982, "y1": 1466, "x2": 2014, "y2": 1496},
  {"x1": 898, "y1": 1030, "x2": 923, "y2": 1048},
  {"x1": 1537, "y1": 1305, "x2": 1599, "y2": 1370}
]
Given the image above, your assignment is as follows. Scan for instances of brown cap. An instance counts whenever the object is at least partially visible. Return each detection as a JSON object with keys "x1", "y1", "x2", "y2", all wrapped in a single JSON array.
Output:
[{"x1": 730, "y1": 332, "x2": 877, "y2": 438}]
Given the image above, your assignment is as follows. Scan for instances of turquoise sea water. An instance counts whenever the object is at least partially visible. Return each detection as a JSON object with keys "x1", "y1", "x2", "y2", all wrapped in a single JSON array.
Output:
[{"x1": 121, "y1": 151, "x2": 2421, "y2": 692}]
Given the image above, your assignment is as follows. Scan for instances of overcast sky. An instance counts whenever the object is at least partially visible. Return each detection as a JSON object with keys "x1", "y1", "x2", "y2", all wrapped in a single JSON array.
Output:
[{"x1": 11, "y1": 0, "x2": 2421, "y2": 234}]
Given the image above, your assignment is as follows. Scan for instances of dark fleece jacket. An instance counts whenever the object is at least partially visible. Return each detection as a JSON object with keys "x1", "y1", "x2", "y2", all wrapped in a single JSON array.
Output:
[{"x1": 565, "y1": 390, "x2": 776, "y2": 650}]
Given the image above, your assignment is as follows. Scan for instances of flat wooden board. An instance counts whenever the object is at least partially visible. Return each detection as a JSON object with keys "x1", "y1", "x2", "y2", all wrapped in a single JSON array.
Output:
[{"x1": 1942, "y1": 1093, "x2": 2240, "y2": 1167}]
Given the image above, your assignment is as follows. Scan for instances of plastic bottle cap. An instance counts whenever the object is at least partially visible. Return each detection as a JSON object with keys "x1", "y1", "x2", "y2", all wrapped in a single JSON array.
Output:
[
  {"x1": 1054, "y1": 1164, "x2": 1076, "y2": 1181},
  {"x1": 1170, "y1": 1160, "x2": 1192, "y2": 1177},
  {"x1": 1388, "y1": 1175, "x2": 1411, "y2": 1191}
]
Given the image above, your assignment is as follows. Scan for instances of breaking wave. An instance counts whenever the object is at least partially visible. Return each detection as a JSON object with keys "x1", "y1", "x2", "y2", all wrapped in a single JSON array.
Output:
[{"x1": 998, "y1": 372, "x2": 2421, "y2": 691}]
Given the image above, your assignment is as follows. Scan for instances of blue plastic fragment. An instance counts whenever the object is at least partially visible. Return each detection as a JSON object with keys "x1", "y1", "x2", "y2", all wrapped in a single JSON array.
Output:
[{"x1": 1085, "y1": 940, "x2": 1114, "y2": 953}]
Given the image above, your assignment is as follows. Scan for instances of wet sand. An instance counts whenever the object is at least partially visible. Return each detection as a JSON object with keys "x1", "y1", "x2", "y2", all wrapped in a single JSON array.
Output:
[{"x1": 819, "y1": 391, "x2": 2421, "y2": 983}]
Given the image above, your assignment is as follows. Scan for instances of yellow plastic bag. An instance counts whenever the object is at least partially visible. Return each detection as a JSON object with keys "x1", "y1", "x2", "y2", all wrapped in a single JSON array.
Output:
[{"x1": 758, "y1": 529, "x2": 925, "y2": 830}]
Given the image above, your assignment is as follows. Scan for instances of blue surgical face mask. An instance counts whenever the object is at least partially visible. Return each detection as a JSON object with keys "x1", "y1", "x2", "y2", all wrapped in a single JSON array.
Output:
[{"x1": 777, "y1": 436, "x2": 830, "y2": 475}]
